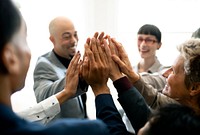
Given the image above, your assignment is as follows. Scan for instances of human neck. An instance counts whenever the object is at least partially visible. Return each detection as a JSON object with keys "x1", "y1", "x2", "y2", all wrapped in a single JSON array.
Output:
[
  {"x1": 178, "y1": 97, "x2": 200, "y2": 115},
  {"x1": 0, "y1": 76, "x2": 12, "y2": 107},
  {"x1": 138, "y1": 56, "x2": 156, "y2": 72}
]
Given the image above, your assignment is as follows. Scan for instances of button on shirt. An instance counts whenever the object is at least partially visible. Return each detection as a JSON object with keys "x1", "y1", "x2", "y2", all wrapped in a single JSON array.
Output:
[{"x1": 16, "y1": 95, "x2": 60, "y2": 125}]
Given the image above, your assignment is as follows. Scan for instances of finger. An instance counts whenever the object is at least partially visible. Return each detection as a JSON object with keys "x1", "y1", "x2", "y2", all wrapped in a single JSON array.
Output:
[
  {"x1": 112, "y1": 54, "x2": 130, "y2": 76},
  {"x1": 113, "y1": 40, "x2": 130, "y2": 64},
  {"x1": 74, "y1": 59, "x2": 81, "y2": 75},
  {"x1": 68, "y1": 51, "x2": 80, "y2": 71},
  {"x1": 97, "y1": 39, "x2": 104, "y2": 54},
  {"x1": 90, "y1": 38, "x2": 100, "y2": 62},
  {"x1": 79, "y1": 60, "x2": 83, "y2": 78},
  {"x1": 111, "y1": 54, "x2": 126, "y2": 69},
  {"x1": 98, "y1": 32, "x2": 104, "y2": 44},
  {"x1": 111, "y1": 38, "x2": 125, "y2": 57},
  {"x1": 93, "y1": 32, "x2": 99, "y2": 39},
  {"x1": 103, "y1": 39, "x2": 111, "y2": 56},
  {"x1": 108, "y1": 36, "x2": 116, "y2": 55},
  {"x1": 82, "y1": 56, "x2": 89, "y2": 81},
  {"x1": 86, "y1": 37, "x2": 90, "y2": 45},
  {"x1": 85, "y1": 42, "x2": 95, "y2": 66},
  {"x1": 103, "y1": 39, "x2": 111, "y2": 63},
  {"x1": 97, "y1": 39, "x2": 108, "y2": 65}
]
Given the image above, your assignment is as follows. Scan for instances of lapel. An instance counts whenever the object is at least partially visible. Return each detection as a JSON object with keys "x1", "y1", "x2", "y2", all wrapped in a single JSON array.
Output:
[{"x1": 49, "y1": 51, "x2": 67, "y2": 74}]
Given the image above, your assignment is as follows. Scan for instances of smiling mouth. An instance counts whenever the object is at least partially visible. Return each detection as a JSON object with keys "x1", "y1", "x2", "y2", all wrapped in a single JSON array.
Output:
[
  {"x1": 140, "y1": 50, "x2": 149, "y2": 53},
  {"x1": 69, "y1": 46, "x2": 76, "y2": 50}
]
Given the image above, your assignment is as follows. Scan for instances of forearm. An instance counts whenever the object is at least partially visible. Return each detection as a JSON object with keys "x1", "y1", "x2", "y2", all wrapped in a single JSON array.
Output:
[
  {"x1": 95, "y1": 94, "x2": 130, "y2": 135},
  {"x1": 91, "y1": 85, "x2": 110, "y2": 97},
  {"x1": 113, "y1": 77, "x2": 151, "y2": 133},
  {"x1": 132, "y1": 77, "x2": 159, "y2": 107},
  {"x1": 16, "y1": 95, "x2": 60, "y2": 125},
  {"x1": 34, "y1": 77, "x2": 66, "y2": 102},
  {"x1": 127, "y1": 71, "x2": 140, "y2": 84},
  {"x1": 55, "y1": 90, "x2": 71, "y2": 104}
]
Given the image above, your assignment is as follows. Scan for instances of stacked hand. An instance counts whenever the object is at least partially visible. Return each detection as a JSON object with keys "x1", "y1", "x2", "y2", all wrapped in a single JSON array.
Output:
[
  {"x1": 62, "y1": 32, "x2": 140, "y2": 100},
  {"x1": 81, "y1": 33, "x2": 110, "y2": 96},
  {"x1": 110, "y1": 38, "x2": 140, "y2": 83}
]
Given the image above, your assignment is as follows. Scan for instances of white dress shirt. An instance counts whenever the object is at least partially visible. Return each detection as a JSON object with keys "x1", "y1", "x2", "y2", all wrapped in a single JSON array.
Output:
[{"x1": 16, "y1": 95, "x2": 60, "y2": 125}]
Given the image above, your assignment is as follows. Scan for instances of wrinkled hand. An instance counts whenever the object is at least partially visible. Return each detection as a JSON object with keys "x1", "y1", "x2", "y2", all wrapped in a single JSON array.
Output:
[
  {"x1": 93, "y1": 32, "x2": 107, "y2": 45},
  {"x1": 82, "y1": 37, "x2": 110, "y2": 96},
  {"x1": 103, "y1": 36, "x2": 124, "y2": 81},
  {"x1": 111, "y1": 39, "x2": 140, "y2": 83}
]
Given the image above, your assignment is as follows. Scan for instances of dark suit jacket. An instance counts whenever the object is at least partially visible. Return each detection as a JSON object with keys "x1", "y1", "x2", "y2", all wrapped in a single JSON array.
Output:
[
  {"x1": 0, "y1": 77, "x2": 149, "y2": 135},
  {"x1": 96, "y1": 94, "x2": 132, "y2": 135},
  {"x1": 1, "y1": 94, "x2": 130, "y2": 135},
  {"x1": 0, "y1": 103, "x2": 109, "y2": 135}
]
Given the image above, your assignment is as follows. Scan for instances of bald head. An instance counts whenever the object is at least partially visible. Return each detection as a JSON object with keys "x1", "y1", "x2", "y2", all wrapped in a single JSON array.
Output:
[
  {"x1": 48, "y1": 16, "x2": 78, "y2": 59},
  {"x1": 49, "y1": 16, "x2": 75, "y2": 36}
]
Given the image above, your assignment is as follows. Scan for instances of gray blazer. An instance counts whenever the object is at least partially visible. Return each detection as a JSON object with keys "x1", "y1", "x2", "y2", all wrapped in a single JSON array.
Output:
[{"x1": 33, "y1": 51, "x2": 87, "y2": 120}]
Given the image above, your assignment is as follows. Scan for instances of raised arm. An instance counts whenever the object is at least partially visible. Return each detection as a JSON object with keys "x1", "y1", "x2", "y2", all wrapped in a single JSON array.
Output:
[
  {"x1": 81, "y1": 35, "x2": 130, "y2": 135},
  {"x1": 17, "y1": 52, "x2": 83, "y2": 124}
]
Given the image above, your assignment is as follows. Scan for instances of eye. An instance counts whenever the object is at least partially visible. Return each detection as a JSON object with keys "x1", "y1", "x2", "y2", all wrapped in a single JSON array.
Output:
[
  {"x1": 63, "y1": 35, "x2": 71, "y2": 39},
  {"x1": 145, "y1": 39, "x2": 157, "y2": 44},
  {"x1": 137, "y1": 38, "x2": 144, "y2": 42},
  {"x1": 74, "y1": 33, "x2": 78, "y2": 38}
]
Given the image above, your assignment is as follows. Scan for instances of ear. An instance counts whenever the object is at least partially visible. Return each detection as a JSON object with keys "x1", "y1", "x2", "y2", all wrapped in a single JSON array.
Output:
[
  {"x1": 2, "y1": 44, "x2": 20, "y2": 74},
  {"x1": 49, "y1": 35, "x2": 55, "y2": 44},
  {"x1": 157, "y1": 42, "x2": 162, "y2": 50},
  {"x1": 190, "y1": 83, "x2": 200, "y2": 96}
]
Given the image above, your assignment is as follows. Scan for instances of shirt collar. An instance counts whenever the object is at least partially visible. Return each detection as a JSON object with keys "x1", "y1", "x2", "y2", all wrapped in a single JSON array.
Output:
[{"x1": 53, "y1": 50, "x2": 71, "y2": 68}]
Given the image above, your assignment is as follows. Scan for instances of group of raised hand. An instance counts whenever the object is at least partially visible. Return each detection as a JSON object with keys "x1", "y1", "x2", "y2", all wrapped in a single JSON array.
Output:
[{"x1": 63, "y1": 32, "x2": 140, "y2": 98}]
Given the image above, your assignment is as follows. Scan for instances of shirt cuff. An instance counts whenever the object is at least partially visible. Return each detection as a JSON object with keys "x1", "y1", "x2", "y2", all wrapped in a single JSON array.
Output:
[
  {"x1": 113, "y1": 76, "x2": 132, "y2": 95},
  {"x1": 40, "y1": 95, "x2": 60, "y2": 119},
  {"x1": 16, "y1": 95, "x2": 60, "y2": 125}
]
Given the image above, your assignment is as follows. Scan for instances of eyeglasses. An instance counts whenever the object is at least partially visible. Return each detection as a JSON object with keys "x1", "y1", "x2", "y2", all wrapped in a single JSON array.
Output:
[{"x1": 138, "y1": 38, "x2": 158, "y2": 45}]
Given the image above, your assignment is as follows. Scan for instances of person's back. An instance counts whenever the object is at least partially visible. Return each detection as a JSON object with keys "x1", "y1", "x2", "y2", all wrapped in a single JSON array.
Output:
[{"x1": 0, "y1": 103, "x2": 108, "y2": 135}]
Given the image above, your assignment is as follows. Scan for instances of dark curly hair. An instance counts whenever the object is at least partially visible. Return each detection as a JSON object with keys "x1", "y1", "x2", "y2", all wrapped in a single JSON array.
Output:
[{"x1": 146, "y1": 104, "x2": 200, "y2": 135}]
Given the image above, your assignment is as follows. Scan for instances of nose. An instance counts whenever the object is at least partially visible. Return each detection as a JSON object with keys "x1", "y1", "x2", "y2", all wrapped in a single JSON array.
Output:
[
  {"x1": 162, "y1": 67, "x2": 172, "y2": 78},
  {"x1": 71, "y1": 36, "x2": 78, "y2": 45},
  {"x1": 140, "y1": 39, "x2": 146, "y2": 45},
  {"x1": 139, "y1": 40, "x2": 148, "y2": 48}
]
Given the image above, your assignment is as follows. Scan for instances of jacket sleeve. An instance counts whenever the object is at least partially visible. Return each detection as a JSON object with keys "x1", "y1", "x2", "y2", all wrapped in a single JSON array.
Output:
[
  {"x1": 133, "y1": 77, "x2": 178, "y2": 110},
  {"x1": 95, "y1": 94, "x2": 133, "y2": 135},
  {"x1": 113, "y1": 77, "x2": 151, "y2": 134},
  {"x1": 33, "y1": 57, "x2": 88, "y2": 102},
  {"x1": 140, "y1": 72, "x2": 166, "y2": 92}
]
